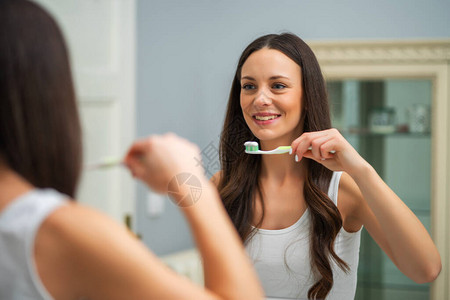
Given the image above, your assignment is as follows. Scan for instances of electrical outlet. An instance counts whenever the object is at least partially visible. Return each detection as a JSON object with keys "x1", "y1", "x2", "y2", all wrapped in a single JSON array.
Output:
[{"x1": 147, "y1": 192, "x2": 166, "y2": 218}]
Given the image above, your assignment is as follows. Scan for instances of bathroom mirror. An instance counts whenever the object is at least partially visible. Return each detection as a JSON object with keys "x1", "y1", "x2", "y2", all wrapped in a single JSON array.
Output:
[
  {"x1": 328, "y1": 78, "x2": 432, "y2": 299},
  {"x1": 309, "y1": 39, "x2": 450, "y2": 300}
]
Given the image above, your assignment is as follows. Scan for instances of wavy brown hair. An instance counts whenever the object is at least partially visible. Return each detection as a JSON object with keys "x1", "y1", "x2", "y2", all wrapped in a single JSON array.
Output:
[
  {"x1": 0, "y1": 0, "x2": 82, "y2": 198},
  {"x1": 217, "y1": 33, "x2": 348, "y2": 299}
]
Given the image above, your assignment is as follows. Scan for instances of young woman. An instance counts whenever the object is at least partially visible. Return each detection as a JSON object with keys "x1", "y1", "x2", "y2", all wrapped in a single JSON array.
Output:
[
  {"x1": 213, "y1": 33, "x2": 441, "y2": 299},
  {"x1": 0, "y1": 1, "x2": 263, "y2": 299}
]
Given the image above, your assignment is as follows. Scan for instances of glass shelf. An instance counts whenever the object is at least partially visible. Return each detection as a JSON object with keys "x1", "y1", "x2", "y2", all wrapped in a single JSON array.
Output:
[
  {"x1": 338, "y1": 128, "x2": 431, "y2": 137},
  {"x1": 357, "y1": 281, "x2": 429, "y2": 291}
]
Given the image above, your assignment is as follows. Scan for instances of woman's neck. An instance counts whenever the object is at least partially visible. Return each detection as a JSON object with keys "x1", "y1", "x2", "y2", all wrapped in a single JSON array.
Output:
[
  {"x1": 261, "y1": 142, "x2": 307, "y2": 184},
  {"x1": 259, "y1": 138, "x2": 308, "y2": 183},
  {"x1": 0, "y1": 165, "x2": 33, "y2": 211},
  {"x1": 260, "y1": 154, "x2": 307, "y2": 182}
]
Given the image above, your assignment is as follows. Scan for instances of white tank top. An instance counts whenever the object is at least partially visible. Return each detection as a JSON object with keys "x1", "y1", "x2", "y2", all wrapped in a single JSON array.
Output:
[
  {"x1": 245, "y1": 172, "x2": 362, "y2": 300},
  {"x1": 0, "y1": 188, "x2": 68, "y2": 300}
]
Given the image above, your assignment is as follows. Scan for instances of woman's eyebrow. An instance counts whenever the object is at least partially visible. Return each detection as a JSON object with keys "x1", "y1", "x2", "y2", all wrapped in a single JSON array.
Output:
[
  {"x1": 241, "y1": 75, "x2": 290, "y2": 81},
  {"x1": 269, "y1": 75, "x2": 290, "y2": 80}
]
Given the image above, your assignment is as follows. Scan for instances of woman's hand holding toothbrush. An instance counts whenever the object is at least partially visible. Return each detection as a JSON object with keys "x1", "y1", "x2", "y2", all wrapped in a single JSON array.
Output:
[
  {"x1": 290, "y1": 128, "x2": 370, "y2": 178},
  {"x1": 123, "y1": 133, "x2": 206, "y2": 194}
]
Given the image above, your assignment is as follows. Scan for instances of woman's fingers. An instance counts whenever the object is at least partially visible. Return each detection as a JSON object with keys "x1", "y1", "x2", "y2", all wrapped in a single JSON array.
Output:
[
  {"x1": 123, "y1": 138, "x2": 153, "y2": 178},
  {"x1": 320, "y1": 140, "x2": 337, "y2": 160},
  {"x1": 291, "y1": 130, "x2": 328, "y2": 150},
  {"x1": 123, "y1": 133, "x2": 206, "y2": 194},
  {"x1": 291, "y1": 129, "x2": 336, "y2": 162},
  {"x1": 310, "y1": 135, "x2": 334, "y2": 160},
  {"x1": 124, "y1": 138, "x2": 152, "y2": 164},
  {"x1": 293, "y1": 129, "x2": 367, "y2": 174}
]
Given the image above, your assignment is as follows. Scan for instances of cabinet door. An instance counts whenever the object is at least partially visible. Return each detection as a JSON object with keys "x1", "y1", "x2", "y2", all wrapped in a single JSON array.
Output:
[{"x1": 328, "y1": 79, "x2": 432, "y2": 300}]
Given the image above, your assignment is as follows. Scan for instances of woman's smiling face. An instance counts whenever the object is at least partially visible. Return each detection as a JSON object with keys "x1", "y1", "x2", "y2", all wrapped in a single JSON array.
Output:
[{"x1": 240, "y1": 48, "x2": 304, "y2": 145}]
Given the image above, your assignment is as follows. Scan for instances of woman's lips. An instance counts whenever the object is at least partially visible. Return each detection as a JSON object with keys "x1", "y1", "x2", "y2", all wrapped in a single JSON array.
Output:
[{"x1": 252, "y1": 113, "x2": 281, "y2": 125}]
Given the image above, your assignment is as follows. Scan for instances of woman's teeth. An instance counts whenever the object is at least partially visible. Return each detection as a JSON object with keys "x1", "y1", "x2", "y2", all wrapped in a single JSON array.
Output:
[{"x1": 254, "y1": 115, "x2": 279, "y2": 121}]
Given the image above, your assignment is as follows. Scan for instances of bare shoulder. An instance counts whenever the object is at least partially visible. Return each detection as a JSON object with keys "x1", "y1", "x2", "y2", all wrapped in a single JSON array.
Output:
[
  {"x1": 38, "y1": 202, "x2": 150, "y2": 270},
  {"x1": 34, "y1": 202, "x2": 122, "y2": 298},
  {"x1": 338, "y1": 172, "x2": 362, "y2": 201},
  {"x1": 337, "y1": 172, "x2": 365, "y2": 232},
  {"x1": 210, "y1": 170, "x2": 222, "y2": 187},
  {"x1": 39, "y1": 201, "x2": 131, "y2": 248},
  {"x1": 36, "y1": 202, "x2": 216, "y2": 300},
  {"x1": 35, "y1": 202, "x2": 146, "y2": 298},
  {"x1": 35, "y1": 202, "x2": 137, "y2": 268}
]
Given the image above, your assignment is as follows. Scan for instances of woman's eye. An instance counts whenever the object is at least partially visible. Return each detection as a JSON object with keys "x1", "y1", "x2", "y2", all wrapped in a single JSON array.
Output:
[
  {"x1": 242, "y1": 83, "x2": 256, "y2": 90},
  {"x1": 272, "y1": 83, "x2": 286, "y2": 90}
]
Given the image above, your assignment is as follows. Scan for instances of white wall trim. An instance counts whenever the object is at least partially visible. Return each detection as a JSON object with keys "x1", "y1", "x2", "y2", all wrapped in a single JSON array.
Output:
[{"x1": 309, "y1": 39, "x2": 450, "y2": 64}]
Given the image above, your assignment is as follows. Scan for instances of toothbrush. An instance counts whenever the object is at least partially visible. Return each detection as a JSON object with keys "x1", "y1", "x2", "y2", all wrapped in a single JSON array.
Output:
[
  {"x1": 244, "y1": 141, "x2": 336, "y2": 155},
  {"x1": 85, "y1": 156, "x2": 123, "y2": 170},
  {"x1": 244, "y1": 141, "x2": 291, "y2": 154}
]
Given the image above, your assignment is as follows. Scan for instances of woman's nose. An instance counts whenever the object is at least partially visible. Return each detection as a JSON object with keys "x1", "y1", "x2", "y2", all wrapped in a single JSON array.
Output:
[{"x1": 254, "y1": 90, "x2": 272, "y2": 106}]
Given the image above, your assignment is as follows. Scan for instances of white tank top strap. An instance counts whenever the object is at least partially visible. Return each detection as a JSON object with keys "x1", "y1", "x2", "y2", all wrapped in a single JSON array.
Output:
[{"x1": 327, "y1": 171, "x2": 343, "y2": 206}]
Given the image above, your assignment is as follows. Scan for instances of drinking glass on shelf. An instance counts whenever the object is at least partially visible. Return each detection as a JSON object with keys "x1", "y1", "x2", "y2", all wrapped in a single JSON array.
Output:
[
  {"x1": 369, "y1": 107, "x2": 396, "y2": 134},
  {"x1": 407, "y1": 104, "x2": 430, "y2": 133}
]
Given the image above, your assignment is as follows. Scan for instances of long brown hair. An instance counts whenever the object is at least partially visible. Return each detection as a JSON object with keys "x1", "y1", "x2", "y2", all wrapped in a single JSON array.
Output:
[
  {"x1": 0, "y1": 0, "x2": 82, "y2": 198},
  {"x1": 218, "y1": 33, "x2": 348, "y2": 299}
]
